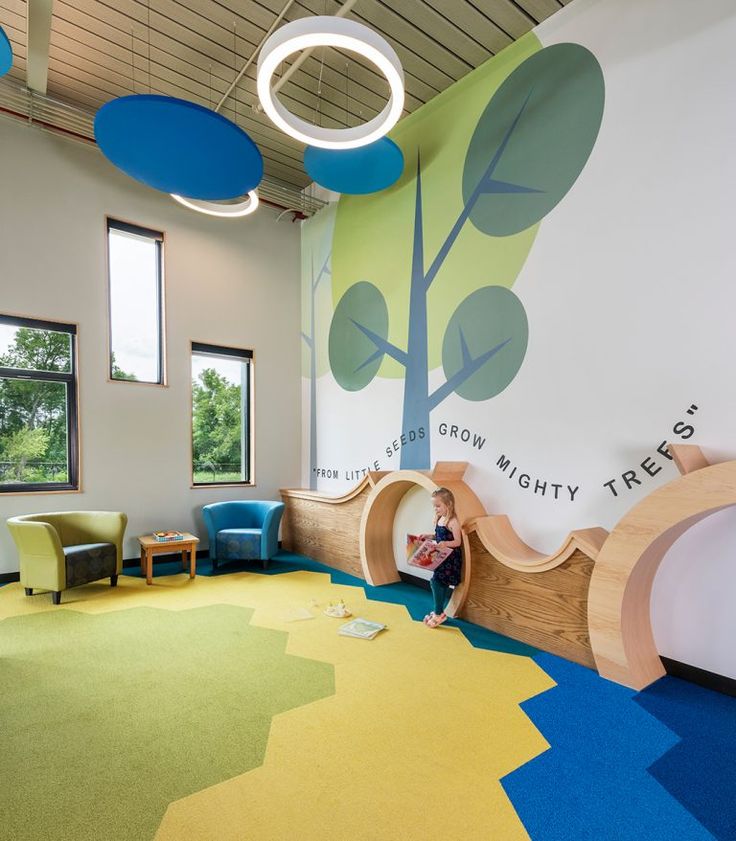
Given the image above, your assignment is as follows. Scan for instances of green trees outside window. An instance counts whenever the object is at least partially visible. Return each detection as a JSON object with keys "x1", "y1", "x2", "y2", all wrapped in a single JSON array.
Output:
[
  {"x1": 191, "y1": 343, "x2": 253, "y2": 485},
  {"x1": 0, "y1": 317, "x2": 78, "y2": 491}
]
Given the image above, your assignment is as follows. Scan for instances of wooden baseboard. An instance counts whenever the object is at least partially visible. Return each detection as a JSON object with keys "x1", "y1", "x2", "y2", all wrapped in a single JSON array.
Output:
[
  {"x1": 0, "y1": 571, "x2": 19, "y2": 584},
  {"x1": 661, "y1": 656, "x2": 736, "y2": 698}
]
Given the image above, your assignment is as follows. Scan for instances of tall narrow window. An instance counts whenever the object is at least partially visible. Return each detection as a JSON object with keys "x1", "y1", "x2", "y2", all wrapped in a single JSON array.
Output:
[
  {"x1": 107, "y1": 219, "x2": 165, "y2": 384},
  {"x1": 191, "y1": 342, "x2": 253, "y2": 486},
  {"x1": 0, "y1": 315, "x2": 79, "y2": 492}
]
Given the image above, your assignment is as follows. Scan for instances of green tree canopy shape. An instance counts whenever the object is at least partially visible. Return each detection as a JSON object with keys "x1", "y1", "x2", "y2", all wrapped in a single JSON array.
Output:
[
  {"x1": 464, "y1": 43, "x2": 606, "y2": 235},
  {"x1": 326, "y1": 36, "x2": 604, "y2": 468},
  {"x1": 328, "y1": 282, "x2": 389, "y2": 391},
  {"x1": 442, "y1": 286, "x2": 528, "y2": 401}
]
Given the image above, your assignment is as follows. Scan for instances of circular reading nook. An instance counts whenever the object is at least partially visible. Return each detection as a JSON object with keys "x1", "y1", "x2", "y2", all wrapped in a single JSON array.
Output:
[{"x1": 359, "y1": 463, "x2": 485, "y2": 617}]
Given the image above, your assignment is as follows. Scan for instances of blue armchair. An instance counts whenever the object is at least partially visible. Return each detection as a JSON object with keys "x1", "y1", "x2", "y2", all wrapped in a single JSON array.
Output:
[{"x1": 202, "y1": 500, "x2": 285, "y2": 572}]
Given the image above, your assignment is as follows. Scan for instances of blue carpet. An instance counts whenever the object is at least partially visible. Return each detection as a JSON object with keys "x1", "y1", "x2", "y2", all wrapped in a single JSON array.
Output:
[
  {"x1": 635, "y1": 677, "x2": 736, "y2": 840},
  {"x1": 502, "y1": 653, "x2": 715, "y2": 840}
]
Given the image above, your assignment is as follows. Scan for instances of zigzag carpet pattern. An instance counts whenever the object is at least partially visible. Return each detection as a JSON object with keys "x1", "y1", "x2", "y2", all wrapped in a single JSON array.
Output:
[{"x1": 0, "y1": 551, "x2": 733, "y2": 840}]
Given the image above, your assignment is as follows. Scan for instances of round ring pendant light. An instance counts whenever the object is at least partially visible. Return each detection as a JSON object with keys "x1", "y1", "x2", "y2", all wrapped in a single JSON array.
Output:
[
  {"x1": 171, "y1": 191, "x2": 259, "y2": 218},
  {"x1": 257, "y1": 16, "x2": 404, "y2": 150}
]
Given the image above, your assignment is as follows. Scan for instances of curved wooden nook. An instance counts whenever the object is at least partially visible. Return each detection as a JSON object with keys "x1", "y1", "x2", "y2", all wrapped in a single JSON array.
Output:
[
  {"x1": 359, "y1": 462, "x2": 486, "y2": 616},
  {"x1": 587, "y1": 445, "x2": 736, "y2": 690}
]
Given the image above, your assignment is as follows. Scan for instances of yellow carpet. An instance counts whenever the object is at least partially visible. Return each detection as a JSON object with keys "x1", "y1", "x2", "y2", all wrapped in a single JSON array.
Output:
[{"x1": 0, "y1": 571, "x2": 554, "y2": 840}]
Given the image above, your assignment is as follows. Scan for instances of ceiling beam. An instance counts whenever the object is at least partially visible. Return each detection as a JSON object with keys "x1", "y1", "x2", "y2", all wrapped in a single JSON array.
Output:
[{"x1": 26, "y1": 0, "x2": 54, "y2": 93}]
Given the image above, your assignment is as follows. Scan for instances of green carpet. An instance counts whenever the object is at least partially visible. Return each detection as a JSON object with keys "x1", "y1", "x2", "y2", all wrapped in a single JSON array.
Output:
[{"x1": 0, "y1": 605, "x2": 335, "y2": 841}]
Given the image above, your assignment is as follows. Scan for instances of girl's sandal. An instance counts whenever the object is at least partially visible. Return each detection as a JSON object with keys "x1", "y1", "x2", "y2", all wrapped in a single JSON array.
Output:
[{"x1": 427, "y1": 612, "x2": 447, "y2": 628}]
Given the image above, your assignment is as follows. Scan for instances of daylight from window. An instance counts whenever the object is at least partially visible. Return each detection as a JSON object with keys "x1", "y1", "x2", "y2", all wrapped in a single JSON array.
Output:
[
  {"x1": 0, "y1": 323, "x2": 74, "y2": 488},
  {"x1": 192, "y1": 352, "x2": 249, "y2": 484},
  {"x1": 108, "y1": 227, "x2": 161, "y2": 383}
]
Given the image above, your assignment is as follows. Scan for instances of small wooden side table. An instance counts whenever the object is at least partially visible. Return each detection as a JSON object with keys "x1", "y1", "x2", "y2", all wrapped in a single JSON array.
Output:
[{"x1": 138, "y1": 533, "x2": 199, "y2": 585}]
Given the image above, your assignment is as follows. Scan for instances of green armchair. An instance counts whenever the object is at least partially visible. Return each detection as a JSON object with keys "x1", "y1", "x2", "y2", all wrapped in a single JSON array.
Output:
[{"x1": 7, "y1": 511, "x2": 128, "y2": 604}]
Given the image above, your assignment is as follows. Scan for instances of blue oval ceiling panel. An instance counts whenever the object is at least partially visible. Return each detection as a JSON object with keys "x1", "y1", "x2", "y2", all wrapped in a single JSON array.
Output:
[
  {"x1": 0, "y1": 26, "x2": 13, "y2": 77},
  {"x1": 304, "y1": 138, "x2": 404, "y2": 195},
  {"x1": 94, "y1": 95, "x2": 263, "y2": 199}
]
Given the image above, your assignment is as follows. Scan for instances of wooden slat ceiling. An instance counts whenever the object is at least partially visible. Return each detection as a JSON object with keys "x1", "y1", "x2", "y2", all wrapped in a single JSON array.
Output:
[{"x1": 0, "y1": 0, "x2": 571, "y2": 190}]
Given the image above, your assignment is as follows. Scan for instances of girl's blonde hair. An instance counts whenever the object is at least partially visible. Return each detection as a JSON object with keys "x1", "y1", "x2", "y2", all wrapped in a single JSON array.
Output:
[{"x1": 432, "y1": 487, "x2": 456, "y2": 523}]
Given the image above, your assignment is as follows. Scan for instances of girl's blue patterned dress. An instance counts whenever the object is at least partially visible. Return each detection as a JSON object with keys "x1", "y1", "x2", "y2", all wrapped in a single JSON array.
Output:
[{"x1": 433, "y1": 523, "x2": 462, "y2": 587}]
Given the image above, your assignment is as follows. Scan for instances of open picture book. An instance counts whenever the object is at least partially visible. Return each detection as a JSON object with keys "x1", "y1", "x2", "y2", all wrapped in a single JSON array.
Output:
[
  {"x1": 338, "y1": 618, "x2": 387, "y2": 640},
  {"x1": 406, "y1": 534, "x2": 453, "y2": 571}
]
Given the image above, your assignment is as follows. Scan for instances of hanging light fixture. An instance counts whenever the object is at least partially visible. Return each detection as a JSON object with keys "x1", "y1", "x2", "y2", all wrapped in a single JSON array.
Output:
[
  {"x1": 257, "y1": 16, "x2": 404, "y2": 150},
  {"x1": 94, "y1": 15, "x2": 263, "y2": 213},
  {"x1": 171, "y1": 190, "x2": 259, "y2": 218},
  {"x1": 171, "y1": 22, "x2": 262, "y2": 219}
]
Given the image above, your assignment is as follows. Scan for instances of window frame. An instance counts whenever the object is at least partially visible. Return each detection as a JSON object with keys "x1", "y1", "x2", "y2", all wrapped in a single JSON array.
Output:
[
  {"x1": 0, "y1": 313, "x2": 80, "y2": 495},
  {"x1": 106, "y1": 217, "x2": 167, "y2": 387},
  {"x1": 190, "y1": 341, "x2": 255, "y2": 488}
]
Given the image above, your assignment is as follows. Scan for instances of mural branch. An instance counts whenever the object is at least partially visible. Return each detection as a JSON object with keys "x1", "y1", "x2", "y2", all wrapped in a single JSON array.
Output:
[
  {"x1": 302, "y1": 252, "x2": 331, "y2": 489},
  {"x1": 328, "y1": 44, "x2": 605, "y2": 470}
]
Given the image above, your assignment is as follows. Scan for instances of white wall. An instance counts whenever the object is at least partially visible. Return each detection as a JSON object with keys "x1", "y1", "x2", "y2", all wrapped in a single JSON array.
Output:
[
  {"x1": 0, "y1": 117, "x2": 301, "y2": 572},
  {"x1": 301, "y1": 0, "x2": 736, "y2": 679}
]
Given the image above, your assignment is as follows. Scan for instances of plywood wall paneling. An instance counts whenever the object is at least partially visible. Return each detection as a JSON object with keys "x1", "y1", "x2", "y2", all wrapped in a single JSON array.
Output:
[
  {"x1": 463, "y1": 531, "x2": 596, "y2": 667},
  {"x1": 281, "y1": 489, "x2": 370, "y2": 578}
]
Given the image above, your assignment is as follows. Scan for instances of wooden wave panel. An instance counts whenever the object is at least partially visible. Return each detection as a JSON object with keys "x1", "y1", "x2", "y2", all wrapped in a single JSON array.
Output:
[
  {"x1": 280, "y1": 474, "x2": 385, "y2": 578},
  {"x1": 462, "y1": 530, "x2": 597, "y2": 668}
]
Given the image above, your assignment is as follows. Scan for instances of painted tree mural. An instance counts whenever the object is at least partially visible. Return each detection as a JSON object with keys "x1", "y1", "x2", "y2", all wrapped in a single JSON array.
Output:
[
  {"x1": 301, "y1": 203, "x2": 336, "y2": 488},
  {"x1": 327, "y1": 39, "x2": 605, "y2": 469}
]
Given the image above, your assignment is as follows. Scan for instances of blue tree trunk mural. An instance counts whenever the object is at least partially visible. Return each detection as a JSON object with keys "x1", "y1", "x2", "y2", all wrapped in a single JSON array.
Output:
[
  {"x1": 301, "y1": 253, "x2": 330, "y2": 489},
  {"x1": 328, "y1": 44, "x2": 605, "y2": 471}
]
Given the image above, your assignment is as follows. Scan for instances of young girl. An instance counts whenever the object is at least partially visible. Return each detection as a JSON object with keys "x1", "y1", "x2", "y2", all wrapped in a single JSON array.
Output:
[{"x1": 421, "y1": 487, "x2": 463, "y2": 628}]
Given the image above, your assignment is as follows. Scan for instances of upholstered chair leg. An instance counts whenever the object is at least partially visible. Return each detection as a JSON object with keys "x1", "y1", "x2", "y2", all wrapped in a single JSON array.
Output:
[
  {"x1": 24, "y1": 587, "x2": 33, "y2": 596},
  {"x1": 52, "y1": 592, "x2": 61, "y2": 605},
  {"x1": 261, "y1": 559, "x2": 269, "y2": 571},
  {"x1": 212, "y1": 559, "x2": 219, "y2": 573},
  {"x1": 111, "y1": 574, "x2": 118, "y2": 587}
]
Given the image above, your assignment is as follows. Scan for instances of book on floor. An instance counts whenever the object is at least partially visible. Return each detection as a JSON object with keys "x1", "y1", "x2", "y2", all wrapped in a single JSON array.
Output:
[
  {"x1": 338, "y1": 618, "x2": 387, "y2": 640},
  {"x1": 406, "y1": 534, "x2": 452, "y2": 571}
]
